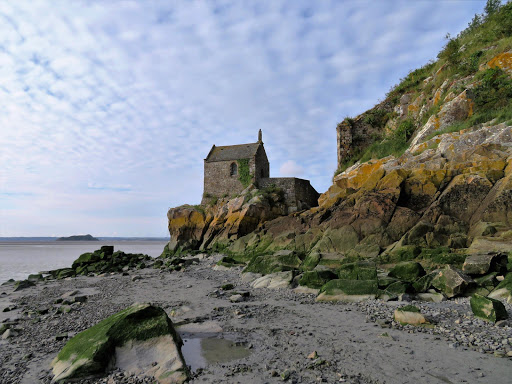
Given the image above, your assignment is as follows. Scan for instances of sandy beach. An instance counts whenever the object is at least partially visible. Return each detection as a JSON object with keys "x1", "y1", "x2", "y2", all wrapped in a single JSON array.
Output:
[{"x1": 1, "y1": 254, "x2": 511, "y2": 384}]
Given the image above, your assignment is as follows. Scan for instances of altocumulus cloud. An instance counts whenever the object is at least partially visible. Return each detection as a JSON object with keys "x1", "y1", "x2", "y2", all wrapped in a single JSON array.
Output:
[{"x1": 0, "y1": 0, "x2": 485, "y2": 236}]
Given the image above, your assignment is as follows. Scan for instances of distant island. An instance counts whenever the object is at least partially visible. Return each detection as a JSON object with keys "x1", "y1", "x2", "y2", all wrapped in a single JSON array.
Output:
[{"x1": 56, "y1": 234, "x2": 99, "y2": 241}]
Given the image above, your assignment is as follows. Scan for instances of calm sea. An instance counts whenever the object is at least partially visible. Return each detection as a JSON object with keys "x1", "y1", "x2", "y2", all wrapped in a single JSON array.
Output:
[{"x1": 0, "y1": 240, "x2": 169, "y2": 284}]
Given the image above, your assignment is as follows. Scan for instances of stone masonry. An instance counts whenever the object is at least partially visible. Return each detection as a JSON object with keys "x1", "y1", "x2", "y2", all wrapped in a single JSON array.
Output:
[{"x1": 202, "y1": 130, "x2": 319, "y2": 210}]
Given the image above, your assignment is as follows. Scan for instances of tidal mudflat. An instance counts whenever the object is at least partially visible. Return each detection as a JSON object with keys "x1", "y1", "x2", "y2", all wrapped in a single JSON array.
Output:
[{"x1": 1, "y1": 254, "x2": 511, "y2": 384}]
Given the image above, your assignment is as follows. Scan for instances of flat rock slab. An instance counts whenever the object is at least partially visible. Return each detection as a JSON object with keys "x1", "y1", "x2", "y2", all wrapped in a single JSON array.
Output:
[
  {"x1": 463, "y1": 253, "x2": 507, "y2": 275},
  {"x1": 250, "y1": 271, "x2": 293, "y2": 289}
]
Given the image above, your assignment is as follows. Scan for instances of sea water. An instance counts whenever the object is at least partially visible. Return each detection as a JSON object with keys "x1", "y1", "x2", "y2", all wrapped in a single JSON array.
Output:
[{"x1": 0, "y1": 240, "x2": 169, "y2": 284}]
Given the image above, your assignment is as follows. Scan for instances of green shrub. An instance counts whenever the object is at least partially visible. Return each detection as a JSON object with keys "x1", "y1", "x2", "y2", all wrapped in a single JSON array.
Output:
[
  {"x1": 387, "y1": 62, "x2": 436, "y2": 99},
  {"x1": 363, "y1": 109, "x2": 388, "y2": 128},
  {"x1": 438, "y1": 36, "x2": 461, "y2": 67},
  {"x1": 357, "y1": 119, "x2": 416, "y2": 163},
  {"x1": 474, "y1": 67, "x2": 512, "y2": 110}
]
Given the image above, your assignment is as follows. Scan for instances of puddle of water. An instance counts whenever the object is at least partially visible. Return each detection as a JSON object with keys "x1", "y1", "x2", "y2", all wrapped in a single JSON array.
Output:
[{"x1": 181, "y1": 336, "x2": 251, "y2": 371}]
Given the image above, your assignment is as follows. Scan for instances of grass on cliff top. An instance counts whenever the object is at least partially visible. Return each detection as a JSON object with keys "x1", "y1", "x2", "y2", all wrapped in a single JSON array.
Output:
[
  {"x1": 387, "y1": 2, "x2": 512, "y2": 101},
  {"x1": 338, "y1": 1, "x2": 512, "y2": 178},
  {"x1": 334, "y1": 119, "x2": 415, "y2": 177}
]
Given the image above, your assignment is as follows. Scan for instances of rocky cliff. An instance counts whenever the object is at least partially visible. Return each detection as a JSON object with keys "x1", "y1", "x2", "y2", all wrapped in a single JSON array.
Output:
[
  {"x1": 164, "y1": 3, "x2": 512, "y2": 302},
  {"x1": 164, "y1": 186, "x2": 289, "y2": 255}
]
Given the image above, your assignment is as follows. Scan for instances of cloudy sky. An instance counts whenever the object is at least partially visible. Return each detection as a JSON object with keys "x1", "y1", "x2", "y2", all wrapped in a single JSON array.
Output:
[{"x1": 0, "y1": 0, "x2": 486, "y2": 237}]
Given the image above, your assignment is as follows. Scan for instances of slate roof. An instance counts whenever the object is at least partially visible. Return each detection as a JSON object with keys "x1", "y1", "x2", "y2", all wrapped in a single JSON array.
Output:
[{"x1": 205, "y1": 142, "x2": 261, "y2": 162}]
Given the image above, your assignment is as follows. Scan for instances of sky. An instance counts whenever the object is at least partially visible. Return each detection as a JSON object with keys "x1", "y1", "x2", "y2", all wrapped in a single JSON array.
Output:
[{"x1": 0, "y1": 0, "x2": 488, "y2": 237}]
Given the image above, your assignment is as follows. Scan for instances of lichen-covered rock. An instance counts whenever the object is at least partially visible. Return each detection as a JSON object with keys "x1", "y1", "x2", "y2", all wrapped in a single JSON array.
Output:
[
  {"x1": 484, "y1": 51, "x2": 512, "y2": 75},
  {"x1": 388, "y1": 261, "x2": 425, "y2": 282},
  {"x1": 470, "y1": 294, "x2": 508, "y2": 323},
  {"x1": 462, "y1": 253, "x2": 508, "y2": 275},
  {"x1": 167, "y1": 205, "x2": 209, "y2": 252},
  {"x1": 393, "y1": 305, "x2": 427, "y2": 326},
  {"x1": 411, "y1": 89, "x2": 474, "y2": 147},
  {"x1": 316, "y1": 279, "x2": 378, "y2": 302},
  {"x1": 51, "y1": 303, "x2": 188, "y2": 383},
  {"x1": 431, "y1": 265, "x2": 473, "y2": 298}
]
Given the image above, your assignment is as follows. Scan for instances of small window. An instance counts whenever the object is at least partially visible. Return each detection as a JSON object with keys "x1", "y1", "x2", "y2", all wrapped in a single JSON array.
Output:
[
  {"x1": 261, "y1": 169, "x2": 265, "y2": 178},
  {"x1": 230, "y1": 162, "x2": 238, "y2": 176}
]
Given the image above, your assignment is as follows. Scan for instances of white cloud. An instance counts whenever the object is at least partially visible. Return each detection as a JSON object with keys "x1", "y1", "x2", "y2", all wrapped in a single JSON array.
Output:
[
  {"x1": 279, "y1": 160, "x2": 305, "y2": 178},
  {"x1": 0, "y1": 0, "x2": 487, "y2": 236}
]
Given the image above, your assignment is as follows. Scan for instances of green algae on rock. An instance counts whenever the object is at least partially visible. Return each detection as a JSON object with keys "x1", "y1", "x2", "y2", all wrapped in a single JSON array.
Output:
[
  {"x1": 388, "y1": 261, "x2": 425, "y2": 282},
  {"x1": 470, "y1": 294, "x2": 508, "y2": 322},
  {"x1": 51, "y1": 303, "x2": 188, "y2": 383}
]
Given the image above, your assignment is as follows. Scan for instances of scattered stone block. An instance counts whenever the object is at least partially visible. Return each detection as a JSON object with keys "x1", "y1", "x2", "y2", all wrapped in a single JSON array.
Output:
[
  {"x1": 416, "y1": 292, "x2": 445, "y2": 303},
  {"x1": 316, "y1": 279, "x2": 378, "y2": 302},
  {"x1": 229, "y1": 294, "x2": 244, "y2": 303},
  {"x1": 251, "y1": 272, "x2": 294, "y2": 290},
  {"x1": 432, "y1": 265, "x2": 473, "y2": 298},
  {"x1": 463, "y1": 253, "x2": 508, "y2": 275},
  {"x1": 2, "y1": 328, "x2": 13, "y2": 339},
  {"x1": 393, "y1": 305, "x2": 427, "y2": 326}
]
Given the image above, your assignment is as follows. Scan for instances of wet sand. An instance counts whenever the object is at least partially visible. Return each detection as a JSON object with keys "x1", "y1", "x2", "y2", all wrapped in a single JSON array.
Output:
[{"x1": 1, "y1": 254, "x2": 511, "y2": 384}]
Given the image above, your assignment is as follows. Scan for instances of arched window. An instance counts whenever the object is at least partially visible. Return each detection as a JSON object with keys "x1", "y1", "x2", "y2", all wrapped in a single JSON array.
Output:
[{"x1": 230, "y1": 162, "x2": 238, "y2": 176}]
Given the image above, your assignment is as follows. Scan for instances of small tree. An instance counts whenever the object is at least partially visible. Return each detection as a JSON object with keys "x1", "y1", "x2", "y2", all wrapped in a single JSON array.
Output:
[
  {"x1": 484, "y1": 0, "x2": 501, "y2": 16},
  {"x1": 467, "y1": 13, "x2": 482, "y2": 31}
]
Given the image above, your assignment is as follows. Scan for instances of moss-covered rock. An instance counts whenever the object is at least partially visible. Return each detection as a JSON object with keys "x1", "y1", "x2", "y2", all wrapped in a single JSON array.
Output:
[
  {"x1": 316, "y1": 279, "x2": 378, "y2": 302},
  {"x1": 72, "y1": 252, "x2": 101, "y2": 269},
  {"x1": 412, "y1": 272, "x2": 437, "y2": 292},
  {"x1": 243, "y1": 250, "x2": 302, "y2": 275},
  {"x1": 337, "y1": 261, "x2": 377, "y2": 280},
  {"x1": 51, "y1": 303, "x2": 188, "y2": 383},
  {"x1": 216, "y1": 256, "x2": 245, "y2": 269},
  {"x1": 27, "y1": 273, "x2": 43, "y2": 282},
  {"x1": 488, "y1": 274, "x2": 512, "y2": 303},
  {"x1": 381, "y1": 245, "x2": 421, "y2": 263},
  {"x1": 14, "y1": 279, "x2": 35, "y2": 291},
  {"x1": 385, "y1": 281, "x2": 412, "y2": 295},
  {"x1": 431, "y1": 266, "x2": 473, "y2": 298},
  {"x1": 377, "y1": 274, "x2": 399, "y2": 289},
  {"x1": 56, "y1": 268, "x2": 76, "y2": 280},
  {"x1": 388, "y1": 261, "x2": 425, "y2": 282},
  {"x1": 470, "y1": 294, "x2": 508, "y2": 322},
  {"x1": 474, "y1": 272, "x2": 499, "y2": 289},
  {"x1": 418, "y1": 247, "x2": 466, "y2": 269},
  {"x1": 298, "y1": 270, "x2": 337, "y2": 289}
]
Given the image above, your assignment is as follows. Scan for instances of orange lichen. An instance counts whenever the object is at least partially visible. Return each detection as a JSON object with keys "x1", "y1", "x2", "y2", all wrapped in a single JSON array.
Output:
[
  {"x1": 487, "y1": 52, "x2": 512, "y2": 75},
  {"x1": 433, "y1": 89, "x2": 442, "y2": 106}
]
